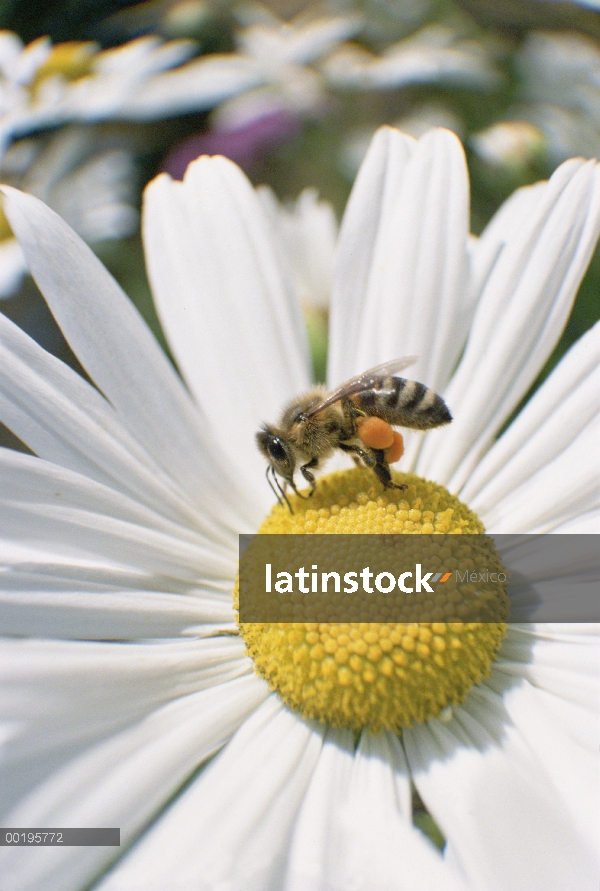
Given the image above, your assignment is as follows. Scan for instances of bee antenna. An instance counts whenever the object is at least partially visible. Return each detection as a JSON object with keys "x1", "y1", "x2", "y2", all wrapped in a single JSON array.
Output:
[
  {"x1": 265, "y1": 466, "x2": 281, "y2": 505},
  {"x1": 267, "y1": 466, "x2": 294, "y2": 514}
]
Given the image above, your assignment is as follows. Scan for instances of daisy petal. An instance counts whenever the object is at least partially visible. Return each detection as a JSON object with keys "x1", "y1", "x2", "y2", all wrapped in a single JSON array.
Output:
[
  {"x1": 480, "y1": 413, "x2": 598, "y2": 531},
  {"x1": 0, "y1": 674, "x2": 265, "y2": 891},
  {"x1": 486, "y1": 672, "x2": 598, "y2": 851},
  {"x1": 550, "y1": 509, "x2": 600, "y2": 532},
  {"x1": 499, "y1": 535, "x2": 598, "y2": 622},
  {"x1": 0, "y1": 584, "x2": 233, "y2": 640},
  {"x1": 496, "y1": 624, "x2": 599, "y2": 711},
  {"x1": 0, "y1": 311, "x2": 235, "y2": 540},
  {"x1": 461, "y1": 321, "x2": 600, "y2": 513},
  {"x1": 356, "y1": 128, "x2": 470, "y2": 394},
  {"x1": 284, "y1": 727, "x2": 463, "y2": 891},
  {"x1": 330, "y1": 127, "x2": 471, "y2": 469},
  {"x1": 117, "y1": 55, "x2": 264, "y2": 118},
  {"x1": 328, "y1": 125, "x2": 415, "y2": 384},
  {"x1": 143, "y1": 155, "x2": 310, "y2": 508},
  {"x1": 94, "y1": 699, "x2": 324, "y2": 891},
  {"x1": 0, "y1": 636, "x2": 250, "y2": 816},
  {"x1": 0, "y1": 449, "x2": 233, "y2": 580},
  {"x1": 1, "y1": 186, "x2": 253, "y2": 529},
  {"x1": 419, "y1": 157, "x2": 600, "y2": 487},
  {"x1": 404, "y1": 683, "x2": 598, "y2": 891}
]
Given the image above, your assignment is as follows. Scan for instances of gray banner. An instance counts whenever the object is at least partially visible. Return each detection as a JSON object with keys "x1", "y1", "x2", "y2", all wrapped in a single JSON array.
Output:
[
  {"x1": 238, "y1": 534, "x2": 599, "y2": 622},
  {"x1": 0, "y1": 828, "x2": 120, "y2": 846}
]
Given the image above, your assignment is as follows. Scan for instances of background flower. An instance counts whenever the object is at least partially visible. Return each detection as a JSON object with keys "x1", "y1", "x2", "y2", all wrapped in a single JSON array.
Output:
[{"x1": 0, "y1": 0, "x2": 598, "y2": 389}]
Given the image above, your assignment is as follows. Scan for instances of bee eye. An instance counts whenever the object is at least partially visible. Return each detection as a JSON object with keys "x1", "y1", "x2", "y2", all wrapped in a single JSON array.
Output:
[{"x1": 268, "y1": 439, "x2": 287, "y2": 462}]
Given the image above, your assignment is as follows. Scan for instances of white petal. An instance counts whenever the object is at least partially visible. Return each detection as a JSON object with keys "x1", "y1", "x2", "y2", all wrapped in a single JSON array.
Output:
[
  {"x1": 499, "y1": 534, "x2": 599, "y2": 622},
  {"x1": 0, "y1": 674, "x2": 265, "y2": 891},
  {"x1": 495, "y1": 624, "x2": 599, "y2": 712},
  {"x1": 284, "y1": 727, "x2": 463, "y2": 891},
  {"x1": 404, "y1": 680, "x2": 598, "y2": 891},
  {"x1": 419, "y1": 158, "x2": 600, "y2": 487},
  {"x1": 462, "y1": 321, "x2": 600, "y2": 512},
  {"x1": 263, "y1": 15, "x2": 361, "y2": 66},
  {"x1": 550, "y1": 509, "x2": 600, "y2": 532},
  {"x1": 486, "y1": 671, "x2": 598, "y2": 852},
  {"x1": 143, "y1": 156, "x2": 311, "y2": 513},
  {"x1": 481, "y1": 414, "x2": 599, "y2": 531},
  {"x1": 113, "y1": 55, "x2": 265, "y2": 118},
  {"x1": 0, "y1": 311, "x2": 235, "y2": 541},
  {"x1": 328, "y1": 125, "x2": 415, "y2": 384},
  {"x1": 0, "y1": 448, "x2": 234, "y2": 580},
  {"x1": 258, "y1": 186, "x2": 337, "y2": 309},
  {"x1": 329, "y1": 127, "x2": 471, "y2": 470},
  {"x1": 0, "y1": 236, "x2": 25, "y2": 298},
  {"x1": 1, "y1": 186, "x2": 255, "y2": 530},
  {"x1": 95, "y1": 699, "x2": 323, "y2": 891},
  {"x1": 0, "y1": 636, "x2": 250, "y2": 814},
  {"x1": 0, "y1": 583, "x2": 233, "y2": 640}
]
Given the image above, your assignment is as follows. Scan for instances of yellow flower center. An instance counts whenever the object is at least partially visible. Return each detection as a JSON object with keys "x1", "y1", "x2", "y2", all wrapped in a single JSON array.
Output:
[
  {"x1": 0, "y1": 205, "x2": 13, "y2": 242},
  {"x1": 236, "y1": 467, "x2": 508, "y2": 733},
  {"x1": 33, "y1": 41, "x2": 98, "y2": 88}
]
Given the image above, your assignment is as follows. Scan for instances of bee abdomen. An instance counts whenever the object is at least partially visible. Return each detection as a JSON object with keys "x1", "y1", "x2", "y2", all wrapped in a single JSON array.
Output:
[{"x1": 353, "y1": 377, "x2": 452, "y2": 431}]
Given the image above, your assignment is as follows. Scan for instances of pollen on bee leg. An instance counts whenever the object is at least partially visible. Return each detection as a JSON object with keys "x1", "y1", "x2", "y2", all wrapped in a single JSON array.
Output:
[
  {"x1": 385, "y1": 431, "x2": 404, "y2": 464},
  {"x1": 358, "y1": 416, "x2": 394, "y2": 450}
]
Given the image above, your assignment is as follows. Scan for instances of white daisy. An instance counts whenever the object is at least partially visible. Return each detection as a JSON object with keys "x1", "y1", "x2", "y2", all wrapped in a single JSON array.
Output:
[
  {"x1": 323, "y1": 24, "x2": 499, "y2": 91},
  {"x1": 470, "y1": 119, "x2": 547, "y2": 169},
  {"x1": 0, "y1": 125, "x2": 138, "y2": 299},
  {"x1": 0, "y1": 126, "x2": 598, "y2": 891},
  {"x1": 514, "y1": 30, "x2": 600, "y2": 164},
  {"x1": 119, "y1": 9, "x2": 361, "y2": 125},
  {"x1": 258, "y1": 185, "x2": 338, "y2": 310},
  {"x1": 0, "y1": 30, "x2": 208, "y2": 157}
]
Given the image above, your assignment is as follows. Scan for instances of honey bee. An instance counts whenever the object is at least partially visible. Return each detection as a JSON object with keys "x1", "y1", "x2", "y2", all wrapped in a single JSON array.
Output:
[{"x1": 257, "y1": 357, "x2": 452, "y2": 511}]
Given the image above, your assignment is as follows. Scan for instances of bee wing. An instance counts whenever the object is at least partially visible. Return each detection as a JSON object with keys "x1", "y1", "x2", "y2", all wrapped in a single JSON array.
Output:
[{"x1": 304, "y1": 356, "x2": 418, "y2": 418}]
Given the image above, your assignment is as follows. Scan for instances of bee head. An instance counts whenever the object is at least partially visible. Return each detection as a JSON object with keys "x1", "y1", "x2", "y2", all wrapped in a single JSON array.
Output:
[{"x1": 256, "y1": 426, "x2": 295, "y2": 482}]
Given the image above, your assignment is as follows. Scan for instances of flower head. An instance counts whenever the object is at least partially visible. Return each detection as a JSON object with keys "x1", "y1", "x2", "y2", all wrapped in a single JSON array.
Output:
[
  {"x1": 0, "y1": 31, "x2": 200, "y2": 158},
  {"x1": 0, "y1": 125, "x2": 138, "y2": 299},
  {"x1": 0, "y1": 126, "x2": 598, "y2": 891}
]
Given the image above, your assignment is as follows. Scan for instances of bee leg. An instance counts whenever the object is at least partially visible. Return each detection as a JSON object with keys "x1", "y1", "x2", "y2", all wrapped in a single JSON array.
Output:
[
  {"x1": 339, "y1": 442, "x2": 376, "y2": 467},
  {"x1": 340, "y1": 398, "x2": 366, "y2": 437},
  {"x1": 300, "y1": 458, "x2": 319, "y2": 495},
  {"x1": 372, "y1": 449, "x2": 407, "y2": 491},
  {"x1": 289, "y1": 479, "x2": 310, "y2": 500}
]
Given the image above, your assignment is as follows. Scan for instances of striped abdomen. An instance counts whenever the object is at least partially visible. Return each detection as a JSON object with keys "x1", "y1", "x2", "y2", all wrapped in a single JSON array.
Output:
[{"x1": 351, "y1": 376, "x2": 452, "y2": 431}]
